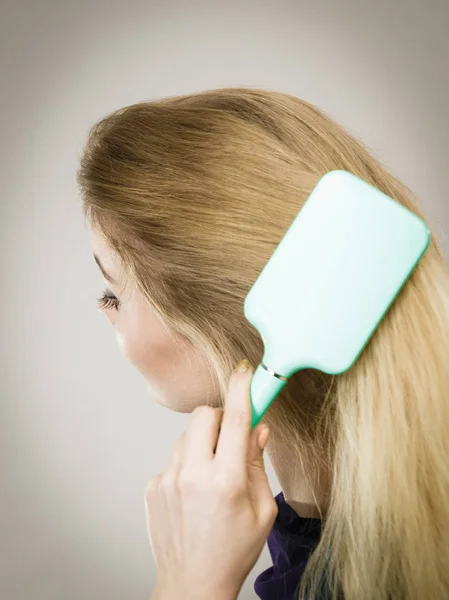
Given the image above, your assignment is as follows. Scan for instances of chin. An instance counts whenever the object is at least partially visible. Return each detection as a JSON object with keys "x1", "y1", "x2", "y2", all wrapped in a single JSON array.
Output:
[{"x1": 146, "y1": 385, "x2": 199, "y2": 414}]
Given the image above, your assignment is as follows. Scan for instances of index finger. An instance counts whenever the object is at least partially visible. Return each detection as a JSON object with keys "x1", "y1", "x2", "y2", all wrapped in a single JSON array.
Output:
[{"x1": 214, "y1": 359, "x2": 254, "y2": 475}]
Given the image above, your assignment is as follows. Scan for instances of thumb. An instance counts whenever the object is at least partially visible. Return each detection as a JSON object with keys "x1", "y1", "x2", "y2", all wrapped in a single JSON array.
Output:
[
  {"x1": 247, "y1": 423, "x2": 269, "y2": 466},
  {"x1": 247, "y1": 425, "x2": 275, "y2": 516}
]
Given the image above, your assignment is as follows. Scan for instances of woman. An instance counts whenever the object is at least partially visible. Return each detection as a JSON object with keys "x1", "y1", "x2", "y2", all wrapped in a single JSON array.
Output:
[{"x1": 76, "y1": 87, "x2": 449, "y2": 600}]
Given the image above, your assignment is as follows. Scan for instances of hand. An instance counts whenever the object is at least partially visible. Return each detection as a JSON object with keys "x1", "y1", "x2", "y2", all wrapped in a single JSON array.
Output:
[{"x1": 144, "y1": 359, "x2": 278, "y2": 600}]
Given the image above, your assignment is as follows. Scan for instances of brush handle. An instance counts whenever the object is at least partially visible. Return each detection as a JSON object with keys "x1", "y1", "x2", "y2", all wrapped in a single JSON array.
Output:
[{"x1": 249, "y1": 363, "x2": 289, "y2": 429}]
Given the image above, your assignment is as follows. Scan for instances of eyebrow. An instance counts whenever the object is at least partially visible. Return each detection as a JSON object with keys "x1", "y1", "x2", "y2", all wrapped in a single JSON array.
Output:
[{"x1": 94, "y1": 254, "x2": 118, "y2": 285}]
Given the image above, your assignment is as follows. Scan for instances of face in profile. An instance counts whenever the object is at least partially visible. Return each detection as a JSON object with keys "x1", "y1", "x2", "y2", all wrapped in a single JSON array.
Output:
[{"x1": 88, "y1": 222, "x2": 220, "y2": 413}]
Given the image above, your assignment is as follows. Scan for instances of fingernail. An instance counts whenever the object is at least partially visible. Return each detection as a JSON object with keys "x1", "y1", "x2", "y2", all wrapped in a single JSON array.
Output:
[{"x1": 235, "y1": 359, "x2": 251, "y2": 373}]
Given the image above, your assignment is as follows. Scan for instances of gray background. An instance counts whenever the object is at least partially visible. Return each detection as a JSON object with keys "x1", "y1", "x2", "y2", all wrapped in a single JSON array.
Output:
[{"x1": 1, "y1": 1, "x2": 448, "y2": 598}]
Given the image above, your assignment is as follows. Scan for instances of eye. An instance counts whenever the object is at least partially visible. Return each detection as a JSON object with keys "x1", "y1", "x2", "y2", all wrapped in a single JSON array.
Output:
[{"x1": 97, "y1": 289, "x2": 121, "y2": 311}]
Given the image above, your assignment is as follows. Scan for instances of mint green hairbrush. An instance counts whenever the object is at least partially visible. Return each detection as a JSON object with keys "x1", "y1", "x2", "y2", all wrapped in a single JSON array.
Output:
[{"x1": 244, "y1": 170, "x2": 430, "y2": 429}]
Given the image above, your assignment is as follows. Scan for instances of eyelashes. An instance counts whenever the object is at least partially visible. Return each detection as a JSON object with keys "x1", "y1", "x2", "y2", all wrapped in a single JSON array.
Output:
[{"x1": 97, "y1": 289, "x2": 121, "y2": 311}]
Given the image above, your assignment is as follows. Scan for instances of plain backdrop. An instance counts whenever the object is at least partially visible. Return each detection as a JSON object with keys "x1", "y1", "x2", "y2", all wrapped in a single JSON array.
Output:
[{"x1": 1, "y1": 0, "x2": 448, "y2": 598}]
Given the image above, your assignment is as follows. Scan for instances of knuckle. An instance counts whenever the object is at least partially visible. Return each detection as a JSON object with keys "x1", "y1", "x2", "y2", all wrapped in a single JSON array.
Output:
[
  {"x1": 225, "y1": 409, "x2": 247, "y2": 428},
  {"x1": 192, "y1": 405, "x2": 218, "y2": 420},
  {"x1": 214, "y1": 471, "x2": 243, "y2": 499},
  {"x1": 159, "y1": 472, "x2": 177, "y2": 490},
  {"x1": 178, "y1": 469, "x2": 199, "y2": 492},
  {"x1": 144, "y1": 476, "x2": 159, "y2": 499}
]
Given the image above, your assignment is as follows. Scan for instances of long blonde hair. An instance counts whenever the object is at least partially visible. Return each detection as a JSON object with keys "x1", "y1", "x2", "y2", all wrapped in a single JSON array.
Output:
[{"x1": 77, "y1": 87, "x2": 449, "y2": 600}]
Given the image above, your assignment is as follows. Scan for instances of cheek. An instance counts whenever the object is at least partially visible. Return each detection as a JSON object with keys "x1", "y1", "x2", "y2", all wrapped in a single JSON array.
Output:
[
  {"x1": 114, "y1": 309, "x2": 174, "y2": 379},
  {"x1": 115, "y1": 328, "x2": 130, "y2": 360},
  {"x1": 114, "y1": 305, "x2": 221, "y2": 411},
  {"x1": 115, "y1": 324, "x2": 152, "y2": 373}
]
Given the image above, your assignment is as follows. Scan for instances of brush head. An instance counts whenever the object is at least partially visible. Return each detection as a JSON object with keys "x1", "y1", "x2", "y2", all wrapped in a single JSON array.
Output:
[{"x1": 244, "y1": 170, "x2": 430, "y2": 427}]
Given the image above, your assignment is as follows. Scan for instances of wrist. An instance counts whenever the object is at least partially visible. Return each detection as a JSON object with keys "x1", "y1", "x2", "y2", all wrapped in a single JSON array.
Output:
[{"x1": 151, "y1": 578, "x2": 239, "y2": 600}]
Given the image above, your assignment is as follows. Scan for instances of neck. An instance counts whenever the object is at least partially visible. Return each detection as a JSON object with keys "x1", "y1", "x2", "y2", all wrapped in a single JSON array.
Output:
[{"x1": 266, "y1": 436, "x2": 330, "y2": 519}]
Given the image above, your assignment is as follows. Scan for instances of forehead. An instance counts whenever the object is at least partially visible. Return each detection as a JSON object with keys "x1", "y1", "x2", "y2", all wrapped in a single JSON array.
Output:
[
  {"x1": 87, "y1": 223, "x2": 124, "y2": 278},
  {"x1": 88, "y1": 221, "x2": 107, "y2": 251},
  {"x1": 88, "y1": 223, "x2": 114, "y2": 260}
]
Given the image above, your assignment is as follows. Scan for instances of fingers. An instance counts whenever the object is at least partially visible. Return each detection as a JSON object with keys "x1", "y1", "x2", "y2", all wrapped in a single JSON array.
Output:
[
  {"x1": 167, "y1": 406, "x2": 224, "y2": 473},
  {"x1": 167, "y1": 359, "x2": 257, "y2": 484},
  {"x1": 167, "y1": 431, "x2": 186, "y2": 473},
  {"x1": 183, "y1": 406, "x2": 224, "y2": 465},
  {"x1": 214, "y1": 360, "x2": 254, "y2": 478}
]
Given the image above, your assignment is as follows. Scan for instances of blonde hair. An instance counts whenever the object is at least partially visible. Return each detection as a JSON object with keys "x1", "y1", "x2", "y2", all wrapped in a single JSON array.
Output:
[{"x1": 77, "y1": 87, "x2": 449, "y2": 600}]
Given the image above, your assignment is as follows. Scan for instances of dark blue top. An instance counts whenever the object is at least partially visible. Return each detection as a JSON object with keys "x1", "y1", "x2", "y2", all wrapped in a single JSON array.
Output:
[{"x1": 254, "y1": 491, "x2": 322, "y2": 600}]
